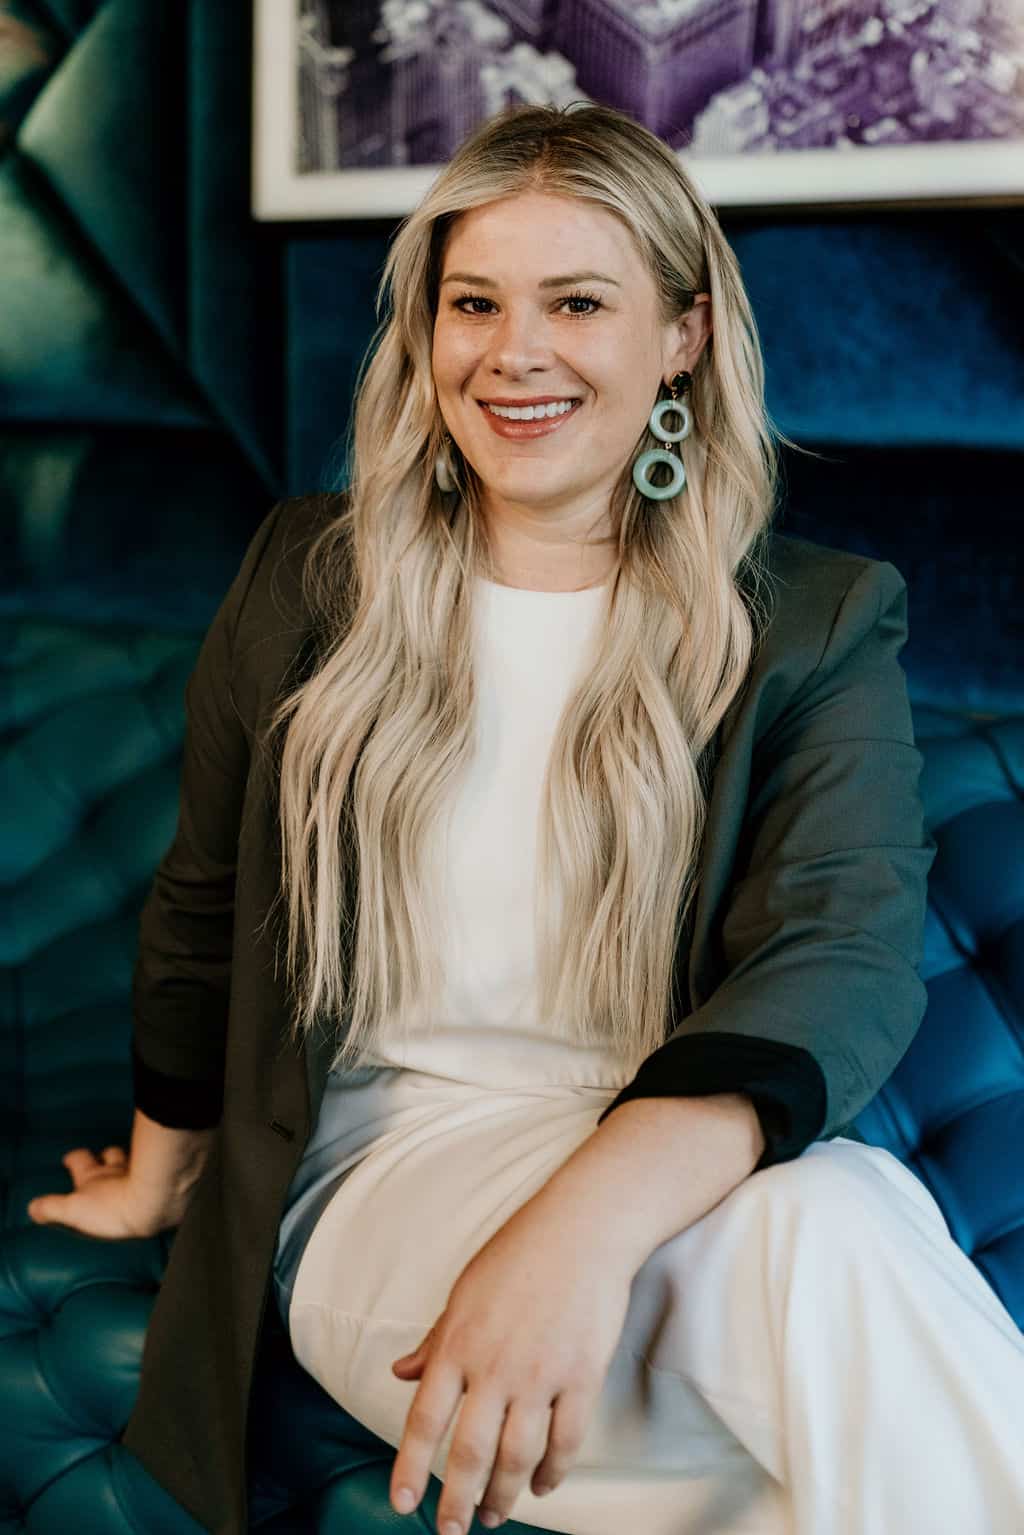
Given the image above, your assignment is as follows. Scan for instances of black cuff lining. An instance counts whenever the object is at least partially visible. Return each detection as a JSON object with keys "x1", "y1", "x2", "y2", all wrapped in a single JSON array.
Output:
[
  {"x1": 132, "y1": 1041, "x2": 223, "y2": 1131},
  {"x1": 596, "y1": 1032, "x2": 828, "y2": 1170}
]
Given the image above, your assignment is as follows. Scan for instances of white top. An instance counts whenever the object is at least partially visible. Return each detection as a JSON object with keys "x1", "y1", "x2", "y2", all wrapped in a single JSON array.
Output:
[{"x1": 354, "y1": 569, "x2": 634, "y2": 1090}]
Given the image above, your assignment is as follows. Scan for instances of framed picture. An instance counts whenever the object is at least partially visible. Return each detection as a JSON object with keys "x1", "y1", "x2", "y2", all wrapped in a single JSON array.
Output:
[{"x1": 252, "y1": 0, "x2": 1024, "y2": 221}]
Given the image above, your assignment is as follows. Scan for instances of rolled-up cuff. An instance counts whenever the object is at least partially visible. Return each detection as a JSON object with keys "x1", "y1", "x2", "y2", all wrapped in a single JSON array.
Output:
[
  {"x1": 132, "y1": 1041, "x2": 222, "y2": 1130},
  {"x1": 595, "y1": 1032, "x2": 828, "y2": 1170}
]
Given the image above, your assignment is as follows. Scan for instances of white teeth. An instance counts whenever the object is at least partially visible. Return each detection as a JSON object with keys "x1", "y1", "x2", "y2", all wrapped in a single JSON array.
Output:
[{"x1": 483, "y1": 399, "x2": 579, "y2": 421}]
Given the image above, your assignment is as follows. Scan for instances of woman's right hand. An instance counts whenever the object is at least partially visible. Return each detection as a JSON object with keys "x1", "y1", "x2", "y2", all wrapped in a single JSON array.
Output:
[{"x1": 26, "y1": 1146, "x2": 180, "y2": 1240}]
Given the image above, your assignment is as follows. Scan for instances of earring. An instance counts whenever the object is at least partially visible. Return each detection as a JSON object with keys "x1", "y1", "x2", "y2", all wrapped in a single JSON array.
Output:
[
  {"x1": 435, "y1": 433, "x2": 457, "y2": 494},
  {"x1": 632, "y1": 371, "x2": 692, "y2": 501}
]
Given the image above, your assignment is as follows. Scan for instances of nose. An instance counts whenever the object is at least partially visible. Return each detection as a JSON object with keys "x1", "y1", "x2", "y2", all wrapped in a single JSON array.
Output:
[{"x1": 483, "y1": 302, "x2": 553, "y2": 377}]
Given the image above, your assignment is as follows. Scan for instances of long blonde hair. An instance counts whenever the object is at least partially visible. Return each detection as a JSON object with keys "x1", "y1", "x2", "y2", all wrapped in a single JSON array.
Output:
[{"x1": 265, "y1": 102, "x2": 806, "y2": 1079}]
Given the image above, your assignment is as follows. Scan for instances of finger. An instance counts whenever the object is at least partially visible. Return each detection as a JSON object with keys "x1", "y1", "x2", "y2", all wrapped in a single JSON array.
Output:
[
  {"x1": 100, "y1": 1147, "x2": 128, "y2": 1163},
  {"x1": 406, "y1": 1327, "x2": 431, "y2": 1353},
  {"x1": 529, "y1": 1384, "x2": 592, "y2": 1496},
  {"x1": 435, "y1": 1388, "x2": 510, "y2": 1535},
  {"x1": 61, "y1": 1150, "x2": 95, "y2": 1177},
  {"x1": 390, "y1": 1358, "x2": 464, "y2": 1521},
  {"x1": 27, "y1": 1195, "x2": 68, "y2": 1225},
  {"x1": 392, "y1": 1330, "x2": 430, "y2": 1372},
  {"x1": 475, "y1": 1394, "x2": 552, "y2": 1527}
]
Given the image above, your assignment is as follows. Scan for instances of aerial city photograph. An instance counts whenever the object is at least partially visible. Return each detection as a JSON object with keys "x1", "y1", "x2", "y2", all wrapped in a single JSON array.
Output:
[{"x1": 295, "y1": 0, "x2": 1023, "y2": 173}]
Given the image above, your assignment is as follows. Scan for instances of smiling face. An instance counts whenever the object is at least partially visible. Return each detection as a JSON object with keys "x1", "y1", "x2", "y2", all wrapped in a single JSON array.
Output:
[{"x1": 432, "y1": 190, "x2": 710, "y2": 587}]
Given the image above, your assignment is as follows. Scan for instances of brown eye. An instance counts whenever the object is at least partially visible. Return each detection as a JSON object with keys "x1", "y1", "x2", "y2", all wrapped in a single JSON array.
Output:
[{"x1": 451, "y1": 292, "x2": 603, "y2": 317}]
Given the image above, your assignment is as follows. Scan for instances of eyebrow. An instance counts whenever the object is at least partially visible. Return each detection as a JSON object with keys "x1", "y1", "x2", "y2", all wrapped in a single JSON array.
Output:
[{"x1": 440, "y1": 270, "x2": 621, "y2": 289}]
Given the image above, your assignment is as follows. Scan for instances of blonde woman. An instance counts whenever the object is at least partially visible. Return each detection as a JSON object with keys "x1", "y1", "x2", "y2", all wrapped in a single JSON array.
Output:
[{"x1": 31, "y1": 104, "x2": 1024, "y2": 1535}]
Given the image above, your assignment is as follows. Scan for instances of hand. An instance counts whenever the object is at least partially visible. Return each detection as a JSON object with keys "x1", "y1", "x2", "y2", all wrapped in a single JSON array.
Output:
[
  {"x1": 26, "y1": 1146, "x2": 175, "y2": 1239},
  {"x1": 388, "y1": 1188, "x2": 634, "y2": 1533}
]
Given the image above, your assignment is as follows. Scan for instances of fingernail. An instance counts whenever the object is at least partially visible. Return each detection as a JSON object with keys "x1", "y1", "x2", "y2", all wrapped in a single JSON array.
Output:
[
  {"x1": 479, "y1": 1512, "x2": 501, "y2": 1529},
  {"x1": 393, "y1": 1486, "x2": 415, "y2": 1513},
  {"x1": 441, "y1": 1522, "x2": 462, "y2": 1535},
  {"x1": 534, "y1": 1484, "x2": 554, "y2": 1496}
]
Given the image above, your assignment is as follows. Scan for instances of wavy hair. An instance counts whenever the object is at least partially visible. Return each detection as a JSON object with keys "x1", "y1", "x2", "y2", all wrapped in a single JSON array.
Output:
[{"x1": 265, "y1": 101, "x2": 809, "y2": 1080}]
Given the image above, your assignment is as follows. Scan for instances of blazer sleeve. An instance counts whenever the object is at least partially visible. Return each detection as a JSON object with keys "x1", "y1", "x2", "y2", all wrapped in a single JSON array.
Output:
[
  {"x1": 131, "y1": 499, "x2": 290, "y2": 1129},
  {"x1": 597, "y1": 558, "x2": 938, "y2": 1170}
]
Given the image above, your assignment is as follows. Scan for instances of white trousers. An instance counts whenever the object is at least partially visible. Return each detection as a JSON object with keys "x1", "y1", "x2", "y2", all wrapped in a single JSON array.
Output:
[{"x1": 287, "y1": 1085, "x2": 1024, "y2": 1535}]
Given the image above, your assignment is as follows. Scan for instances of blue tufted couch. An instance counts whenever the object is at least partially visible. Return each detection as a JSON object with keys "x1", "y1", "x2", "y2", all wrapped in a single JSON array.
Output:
[{"x1": 2, "y1": 581, "x2": 1023, "y2": 1533}]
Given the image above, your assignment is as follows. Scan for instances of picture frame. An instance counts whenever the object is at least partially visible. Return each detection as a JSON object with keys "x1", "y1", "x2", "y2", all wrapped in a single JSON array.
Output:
[{"x1": 252, "y1": 0, "x2": 1024, "y2": 221}]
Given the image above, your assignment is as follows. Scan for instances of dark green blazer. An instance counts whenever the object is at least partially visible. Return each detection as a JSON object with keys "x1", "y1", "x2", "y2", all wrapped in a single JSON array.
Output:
[{"x1": 119, "y1": 493, "x2": 936, "y2": 1533}]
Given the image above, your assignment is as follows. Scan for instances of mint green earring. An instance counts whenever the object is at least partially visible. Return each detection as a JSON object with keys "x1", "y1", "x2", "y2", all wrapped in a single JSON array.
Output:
[{"x1": 632, "y1": 371, "x2": 692, "y2": 500}]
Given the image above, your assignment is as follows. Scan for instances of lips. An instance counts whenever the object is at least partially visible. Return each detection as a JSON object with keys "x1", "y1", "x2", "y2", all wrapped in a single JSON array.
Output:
[
  {"x1": 478, "y1": 398, "x2": 580, "y2": 408},
  {"x1": 477, "y1": 398, "x2": 583, "y2": 440}
]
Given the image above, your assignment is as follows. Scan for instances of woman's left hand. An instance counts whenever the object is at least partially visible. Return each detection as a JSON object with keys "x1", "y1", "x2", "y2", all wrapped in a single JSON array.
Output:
[{"x1": 388, "y1": 1185, "x2": 636, "y2": 1533}]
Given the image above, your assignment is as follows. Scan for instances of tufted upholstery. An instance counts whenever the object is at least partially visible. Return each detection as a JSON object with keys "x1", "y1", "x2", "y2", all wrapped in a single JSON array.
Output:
[
  {"x1": 854, "y1": 707, "x2": 1024, "y2": 1317},
  {"x1": 2, "y1": 609, "x2": 1023, "y2": 1532}
]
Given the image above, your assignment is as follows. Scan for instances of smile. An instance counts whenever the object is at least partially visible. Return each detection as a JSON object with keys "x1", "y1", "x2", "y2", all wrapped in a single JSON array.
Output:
[{"x1": 477, "y1": 399, "x2": 583, "y2": 440}]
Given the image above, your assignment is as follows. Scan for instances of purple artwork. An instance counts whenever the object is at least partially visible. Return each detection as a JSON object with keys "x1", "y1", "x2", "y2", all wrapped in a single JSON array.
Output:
[
  {"x1": 295, "y1": 0, "x2": 1024, "y2": 170},
  {"x1": 250, "y1": 0, "x2": 1023, "y2": 216}
]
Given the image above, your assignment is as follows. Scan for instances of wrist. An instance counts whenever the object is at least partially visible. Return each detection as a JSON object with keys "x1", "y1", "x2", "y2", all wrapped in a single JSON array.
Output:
[
  {"x1": 536, "y1": 1092, "x2": 764, "y2": 1272},
  {"x1": 130, "y1": 1124, "x2": 217, "y2": 1221}
]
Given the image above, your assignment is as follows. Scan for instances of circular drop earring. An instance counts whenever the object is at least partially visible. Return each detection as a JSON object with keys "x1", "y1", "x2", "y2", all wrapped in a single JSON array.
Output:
[{"x1": 632, "y1": 371, "x2": 692, "y2": 501}]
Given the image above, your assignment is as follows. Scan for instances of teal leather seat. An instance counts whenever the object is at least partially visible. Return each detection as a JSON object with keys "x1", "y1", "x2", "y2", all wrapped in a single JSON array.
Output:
[{"x1": 2, "y1": 610, "x2": 1022, "y2": 1532}]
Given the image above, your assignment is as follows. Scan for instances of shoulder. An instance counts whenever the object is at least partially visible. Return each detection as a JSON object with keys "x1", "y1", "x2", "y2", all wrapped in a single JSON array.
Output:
[
  {"x1": 733, "y1": 529, "x2": 911, "y2": 743},
  {"x1": 235, "y1": 491, "x2": 344, "y2": 626},
  {"x1": 761, "y1": 529, "x2": 906, "y2": 623},
  {"x1": 758, "y1": 528, "x2": 909, "y2": 657},
  {"x1": 229, "y1": 491, "x2": 347, "y2": 720},
  {"x1": 264, "y1": 490, "x2": 345, "y2": 594}
]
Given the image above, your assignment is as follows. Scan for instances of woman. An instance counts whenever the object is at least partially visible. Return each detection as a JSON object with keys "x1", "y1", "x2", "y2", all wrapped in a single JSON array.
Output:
[{"x1": 28, "y1": 104, "x2": 1024, "y2": 1535}]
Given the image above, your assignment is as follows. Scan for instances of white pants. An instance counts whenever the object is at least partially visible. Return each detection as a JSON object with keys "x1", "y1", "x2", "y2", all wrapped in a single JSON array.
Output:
[{"x1": 287, "y1": 1084, "x2": 1024, "y2": 1535}]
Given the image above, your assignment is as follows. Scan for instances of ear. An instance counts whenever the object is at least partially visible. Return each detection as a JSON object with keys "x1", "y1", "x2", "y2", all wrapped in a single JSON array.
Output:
[{"x1": 666, "y1": 292, "x2": 713, "y2": 379}]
